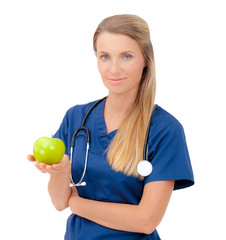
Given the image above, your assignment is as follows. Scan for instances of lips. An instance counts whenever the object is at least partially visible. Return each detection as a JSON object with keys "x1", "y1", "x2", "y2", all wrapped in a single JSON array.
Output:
[{"x1": 108, "y1": 77, "x2": 127, "y2": 82}]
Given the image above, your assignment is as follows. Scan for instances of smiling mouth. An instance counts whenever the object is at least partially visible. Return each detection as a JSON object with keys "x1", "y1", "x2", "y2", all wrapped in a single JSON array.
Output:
[{"x1": 108, "y1": 77, "x2": 127, "y2": 82}]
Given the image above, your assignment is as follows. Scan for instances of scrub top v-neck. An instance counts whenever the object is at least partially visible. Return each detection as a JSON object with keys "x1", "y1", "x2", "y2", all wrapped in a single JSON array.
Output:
[{"x1": 53, "y1": 99, "x2": 194, "y2": 240}]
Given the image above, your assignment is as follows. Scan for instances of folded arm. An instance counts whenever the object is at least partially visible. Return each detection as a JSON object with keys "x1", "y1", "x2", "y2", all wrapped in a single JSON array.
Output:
[{"x1": 68, "y1": 180, "x2": 174, "y2": 234}]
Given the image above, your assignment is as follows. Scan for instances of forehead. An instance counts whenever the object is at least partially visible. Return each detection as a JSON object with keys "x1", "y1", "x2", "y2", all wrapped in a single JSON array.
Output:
[{"x1": 96, "y1": 32, "x2": 142, "y2": 54}]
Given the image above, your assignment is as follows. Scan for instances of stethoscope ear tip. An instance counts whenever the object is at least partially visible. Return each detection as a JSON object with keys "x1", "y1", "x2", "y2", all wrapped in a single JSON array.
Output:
[{"x1": 137, "y1": 160, "x2": 153, "y2": 177}]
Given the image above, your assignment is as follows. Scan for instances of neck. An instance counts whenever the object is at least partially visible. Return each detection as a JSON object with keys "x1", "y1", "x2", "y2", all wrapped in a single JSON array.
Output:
[{"x1": 105, "y1": 92, "x2": 137, "y2": 115}]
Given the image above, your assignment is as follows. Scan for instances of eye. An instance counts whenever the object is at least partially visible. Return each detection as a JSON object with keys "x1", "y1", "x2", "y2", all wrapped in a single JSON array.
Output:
[
  {"x1": 123, "y1": 55, "x2": 132, "y2": 60},
  {"x1": 100, "y1": 55, "x2": 109, "y2": 61}
]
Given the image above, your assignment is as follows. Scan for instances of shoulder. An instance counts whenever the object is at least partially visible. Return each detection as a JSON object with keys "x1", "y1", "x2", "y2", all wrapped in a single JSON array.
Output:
[
  {"x1": 64, "y1": 99, "x2": 100, "y2": 121},
  {"x1": 150, "y1": 105, "x2": 185, "y2": 140},
  {"x1": 152, "y1": 105, "x2": 182, "y2": 126}
]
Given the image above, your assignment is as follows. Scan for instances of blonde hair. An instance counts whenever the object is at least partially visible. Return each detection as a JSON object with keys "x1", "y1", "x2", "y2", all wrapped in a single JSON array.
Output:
[{"x1": 93, "y1": 14, "x2": 156, "y2": 177}]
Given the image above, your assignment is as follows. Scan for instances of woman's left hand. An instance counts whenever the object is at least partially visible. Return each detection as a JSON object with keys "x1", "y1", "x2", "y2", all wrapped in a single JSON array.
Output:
[
  {"x1": 68, "y1": 187, "x2": 80, "y2": 213},
  {"x1": 71, "y1": 187, "x2": 79, "y2": 197}
]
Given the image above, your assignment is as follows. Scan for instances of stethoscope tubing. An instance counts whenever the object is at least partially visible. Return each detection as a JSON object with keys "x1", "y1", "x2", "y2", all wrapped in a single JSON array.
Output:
[
  {"x1": 69, "y1": 97, "x2": 106, "y2": 187},
  {"x1": 69, "y1": 143, "x2": 89, "y2": 187},
  {"x1": 69, "y1": 97, "x2": 153, "y2": 187}
]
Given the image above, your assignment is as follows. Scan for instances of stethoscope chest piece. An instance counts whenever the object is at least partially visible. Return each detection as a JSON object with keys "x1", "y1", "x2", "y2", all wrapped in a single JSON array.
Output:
[{"x1": 137, "y1": 160, "x2": 153, "y2": 177}]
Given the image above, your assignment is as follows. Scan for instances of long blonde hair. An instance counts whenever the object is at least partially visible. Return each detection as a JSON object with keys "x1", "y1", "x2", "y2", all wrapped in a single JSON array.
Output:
[{"x1": 93, "y1": 14, "x2": 156, "y2": 177}]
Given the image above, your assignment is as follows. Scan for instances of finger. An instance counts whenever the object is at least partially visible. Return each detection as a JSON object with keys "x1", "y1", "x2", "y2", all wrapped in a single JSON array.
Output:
[
  {"x1": 34, "y1": 162, "x2": 47, "y2": 171},
  {"x1": 35, "y1": 162, "x2": 58, "y2": 174},
  {"x1": 27, "y1": 154, "x2": 36, "y2": 162},
  {"x1": 35, "y1": 164, "x2": 48, "y2": 174},
  {"x1": 46, "y1": 165, "x2": 59, "y2": 173},
  {"x1": 34, "y1": 162, "x2": 44, "y2": 171},
  {"x1": 51, "y1": 163, "x2": 63, "y2": 170},
  {"x1": 38, "y1": 162, "x2": 47, "y2": 168}
]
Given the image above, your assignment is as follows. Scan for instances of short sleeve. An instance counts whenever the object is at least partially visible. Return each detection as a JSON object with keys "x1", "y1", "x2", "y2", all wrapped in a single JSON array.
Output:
[{"x1": 144, "y1": 120, "x2": 194, "y2": 190}]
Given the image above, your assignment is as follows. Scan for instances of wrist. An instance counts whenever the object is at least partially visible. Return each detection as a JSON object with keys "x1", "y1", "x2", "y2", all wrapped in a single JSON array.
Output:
[{"x1": 69, "y1": 194, "x2": 80, "y2": 214}]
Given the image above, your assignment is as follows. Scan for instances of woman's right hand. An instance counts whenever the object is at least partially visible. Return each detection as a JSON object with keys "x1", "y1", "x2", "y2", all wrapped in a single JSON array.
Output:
[{"x1": 27, "y1": 154, "x2": 71, "y2": 175}]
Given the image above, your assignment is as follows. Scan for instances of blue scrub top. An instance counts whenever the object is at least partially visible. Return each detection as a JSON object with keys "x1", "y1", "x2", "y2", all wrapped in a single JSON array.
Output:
[{"x1": 53, "y1": 99, "x2": 194, "y2": 240}]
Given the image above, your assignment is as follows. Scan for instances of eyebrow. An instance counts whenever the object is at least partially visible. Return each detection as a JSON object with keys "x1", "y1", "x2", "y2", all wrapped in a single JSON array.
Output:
[{"x1": 97, "y1": 51, "x2": 135, "y2": 55}]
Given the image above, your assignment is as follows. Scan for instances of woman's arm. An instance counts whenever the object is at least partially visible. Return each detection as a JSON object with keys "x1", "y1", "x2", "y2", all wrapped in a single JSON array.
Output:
[
  {"x1": 68, "y1": 180, "x2": 174, "y2": 234},
  {"x1": 28, "y1": 154, "x2": 72, "y2": 211},
  {"x1": 47, "y1": 154, "x2": 72, "y2": 211}
]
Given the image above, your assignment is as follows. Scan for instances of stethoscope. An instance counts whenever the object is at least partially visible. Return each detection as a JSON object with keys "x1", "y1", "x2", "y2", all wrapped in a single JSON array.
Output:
[{"x1": 69, "y1": 97, "x2": 153, "y2": 187}]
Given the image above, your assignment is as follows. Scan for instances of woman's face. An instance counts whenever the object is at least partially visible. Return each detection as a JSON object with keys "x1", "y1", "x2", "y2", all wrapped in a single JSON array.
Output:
[{"x1": 96, "y1": 32, "x2": 145, "y2": 97}]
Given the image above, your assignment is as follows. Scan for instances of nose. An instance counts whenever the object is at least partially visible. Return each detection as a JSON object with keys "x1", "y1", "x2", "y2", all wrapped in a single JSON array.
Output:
[{"x1": 109, "y1": 59, "x2": 122, "y2": 75}]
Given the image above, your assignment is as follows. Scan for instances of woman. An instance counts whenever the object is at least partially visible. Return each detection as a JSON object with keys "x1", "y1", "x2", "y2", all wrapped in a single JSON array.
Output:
[{"x1": 28, "y1": 14, "x2": 194, "y2": 239}]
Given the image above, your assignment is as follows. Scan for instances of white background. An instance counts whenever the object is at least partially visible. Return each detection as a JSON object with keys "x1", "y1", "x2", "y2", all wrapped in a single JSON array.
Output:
[{"x1": 0, "y1": 0, "x2": 225, "y2": 239}]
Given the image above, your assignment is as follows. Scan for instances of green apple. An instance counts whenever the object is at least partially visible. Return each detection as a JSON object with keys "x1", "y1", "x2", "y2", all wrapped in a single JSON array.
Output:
[{"x1": 33, "y1": 137, "x2": 65, "y2": 165}]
